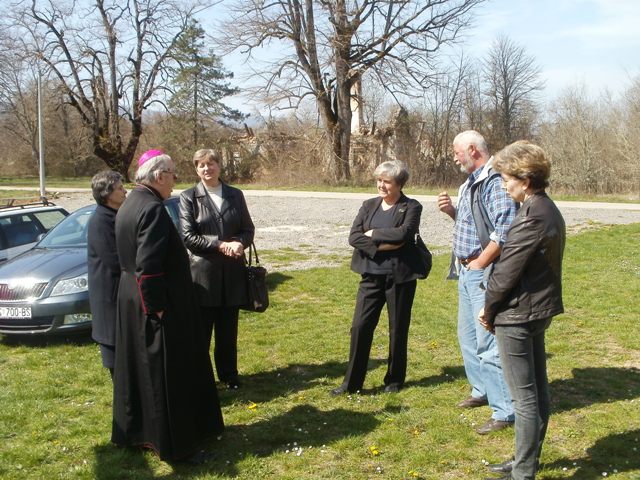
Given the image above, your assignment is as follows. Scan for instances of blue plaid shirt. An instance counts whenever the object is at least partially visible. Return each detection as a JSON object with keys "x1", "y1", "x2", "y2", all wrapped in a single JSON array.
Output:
[{"x1": 453, "y1": 161, "x2": 516, "y2": 259}]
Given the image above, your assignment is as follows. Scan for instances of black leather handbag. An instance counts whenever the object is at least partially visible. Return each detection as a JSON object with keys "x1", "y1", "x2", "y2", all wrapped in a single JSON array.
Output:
[
  {"x1": 242, "y1": 242, "x2": 269, "y2": 312},
  {"x1": 416, "y1": 234, "x2": 432, "y2": 279}
]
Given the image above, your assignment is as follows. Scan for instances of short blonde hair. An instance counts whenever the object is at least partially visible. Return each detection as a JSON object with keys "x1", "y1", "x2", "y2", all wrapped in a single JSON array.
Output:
[
  {"x1": 193, "y1": 148, "x2": 222, "y2": 168},
  {"x1": 493, "y1": 141, "x2": 551, "y2": 189}
]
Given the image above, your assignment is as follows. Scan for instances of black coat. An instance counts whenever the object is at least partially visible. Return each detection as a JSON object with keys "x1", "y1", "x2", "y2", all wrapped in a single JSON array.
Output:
[
  {"x1": 484, "y1": 192, "x2": 566, "y2": 326},
  {"x1": 349, "y1": 193, "x2": 426, "y2": 283},
  {"x1": 112, "y1": 185, "x2": 223, "y2": 461},
  {"x1": 87, "y1": 204, "x2": 119, "y2": 346},
  {"x1": 179, "y1": 181, "x2": 255, "y2": 306}
]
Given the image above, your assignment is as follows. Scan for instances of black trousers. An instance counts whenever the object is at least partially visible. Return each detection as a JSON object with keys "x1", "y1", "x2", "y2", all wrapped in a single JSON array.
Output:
[
  {"x1": 201, "y1": 305, "x2": 240, "y2": 383},
  {"x1": 341, "y1": 274, "x2": 417, "y2": 391}
]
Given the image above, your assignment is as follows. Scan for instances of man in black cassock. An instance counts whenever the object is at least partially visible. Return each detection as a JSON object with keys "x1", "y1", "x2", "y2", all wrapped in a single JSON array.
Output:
[{"x1": 112, "y1": 149, "x2": 224, "y2": 462}]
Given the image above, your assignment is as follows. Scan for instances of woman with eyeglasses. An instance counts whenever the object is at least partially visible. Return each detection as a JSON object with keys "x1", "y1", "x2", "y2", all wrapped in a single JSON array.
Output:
[
  {"x1": 479, "y1": 141, "x2": 566, "y2": 480},
  {"x1": 179, "y1": 148, "x2": 255, "y2": 390}
]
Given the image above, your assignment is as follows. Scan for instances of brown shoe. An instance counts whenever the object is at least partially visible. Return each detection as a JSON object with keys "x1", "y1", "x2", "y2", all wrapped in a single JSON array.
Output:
[
  {"x1": 476, "y1": 418, "x2": 514, "y2": 435},
  {"x1": 457, "y1": 396, "x2": 488, "y2": 408}
]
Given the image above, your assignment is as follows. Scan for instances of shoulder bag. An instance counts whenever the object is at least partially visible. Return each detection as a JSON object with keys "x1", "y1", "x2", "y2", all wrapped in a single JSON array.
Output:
[
  {"x1": 416, "y1": 233, "x2": 432, "y2": 279},
  {"x1": 242, "y1": 242, "x2": 269, "y2": 312}
]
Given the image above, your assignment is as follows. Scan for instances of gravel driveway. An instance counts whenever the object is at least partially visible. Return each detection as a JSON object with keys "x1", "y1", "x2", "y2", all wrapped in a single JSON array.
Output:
[{"x1": 51, "y1": 189, "x2": 640, "y2": 271}]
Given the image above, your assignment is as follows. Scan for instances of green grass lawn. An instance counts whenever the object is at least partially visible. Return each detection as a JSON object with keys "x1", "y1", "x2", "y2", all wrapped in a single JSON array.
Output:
[{"x1": 1, "y1": 225, "x2": 639, "y2": 479}]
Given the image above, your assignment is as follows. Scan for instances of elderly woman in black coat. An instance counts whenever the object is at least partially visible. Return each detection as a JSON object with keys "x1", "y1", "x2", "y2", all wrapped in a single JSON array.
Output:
[
  {"x1": 479, "y1": 141, "x2": 566, "y2": 480},
  {"x1": 331, "y1": 160, "x2": 428, "y2": 396},
  {"x1": 87, "y1": 170, "x2": 127, "y2": 378},
  {"x1": 179, "y1": 148, "x2": 255, "y2": 390}
]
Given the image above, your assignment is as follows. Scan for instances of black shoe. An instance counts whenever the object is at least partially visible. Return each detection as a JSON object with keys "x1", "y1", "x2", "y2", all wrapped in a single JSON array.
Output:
[
  {"x1": 476, "y1": 418, "x2": 514, "y2": 435},
  {"x1": 383, "y1": 384, "x2": 401, "y2": 393},
  {"x1": 487, "y1": 458, "x2": 514, "y2": 473},
  {"x1": 457, "y1": 395, "x2": 488, "y2": 408}
]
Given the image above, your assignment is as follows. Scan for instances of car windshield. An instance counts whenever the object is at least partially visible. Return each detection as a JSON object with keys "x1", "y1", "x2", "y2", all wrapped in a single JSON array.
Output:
[{"x1": 37, "y1": 205, "x2": 95, "y2": 248}]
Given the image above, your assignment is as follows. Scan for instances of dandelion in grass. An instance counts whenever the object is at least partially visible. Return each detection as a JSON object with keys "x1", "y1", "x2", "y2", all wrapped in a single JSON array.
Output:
[
  {"x1": 368, "y1": 445, "x2": 380, "y2": 456},
  {"x1": 408, "y1": 469, "x2": 421, "y2": 478}
]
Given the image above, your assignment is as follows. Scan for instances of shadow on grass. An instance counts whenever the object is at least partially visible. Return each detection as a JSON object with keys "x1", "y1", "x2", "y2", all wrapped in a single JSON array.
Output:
[
  {"x1": 265, "y1": 271, "x2": 294, "y2": 290},
  {"x1": 550, "y1": 367, "x2": 640, "y2": 413},
  {"x1": 542, "y1": 428, "x2": 640, "y2": 479},
  {"x1": 216, "y1": 362, "x2": 465, "y2": 405},
  {"x1": 217, "y1": 359, "x2": 384, "y2": 405},
  {"x1": 93, "y1": 404, "x2": 382, "y2": 478},
  {"x1": 0, "y1": 331, "x2": 93, "y2": 347},
  {"x1": 404, "y1": 365, "x2": 466, "y2": 390},
  {"x1": 186, "y1": 404, "x2": 382, "y2": 477},
  {"x1": 93, "y1": 443, "x2": 173, "y2": 480}
]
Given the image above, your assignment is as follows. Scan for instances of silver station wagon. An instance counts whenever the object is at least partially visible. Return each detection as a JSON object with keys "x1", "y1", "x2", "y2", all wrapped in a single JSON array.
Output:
[{"x1": 0, "y1": 201, "x2": 69, "y2": 265}]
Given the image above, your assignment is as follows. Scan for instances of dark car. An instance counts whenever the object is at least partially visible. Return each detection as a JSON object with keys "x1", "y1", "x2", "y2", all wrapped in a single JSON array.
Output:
[{"x1": 0, "y1": 197, "x2": 180, "y2": 336}]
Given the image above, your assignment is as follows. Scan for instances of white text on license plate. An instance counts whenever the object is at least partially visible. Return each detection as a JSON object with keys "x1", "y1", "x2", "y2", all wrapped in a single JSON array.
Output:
[{"x1": 0, "y1": 306, "x2": 32, "y2": 319}]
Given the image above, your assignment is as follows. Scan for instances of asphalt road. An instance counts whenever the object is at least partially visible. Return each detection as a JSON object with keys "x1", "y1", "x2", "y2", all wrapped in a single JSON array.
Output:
[{"x1": 3, "y1": 186, "x2": 639, "y2": 270}]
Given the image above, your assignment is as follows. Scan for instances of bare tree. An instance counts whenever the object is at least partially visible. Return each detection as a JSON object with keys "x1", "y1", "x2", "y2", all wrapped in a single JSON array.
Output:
[
  {"x1": 0, "y1": 31, "x2": 42, "y2": 168},
  {"x1": 216, "y1": 0, "x2": 486, "y2": 183},
  {"x1": 483, "y1": 35, "x2": 544, "y2": 148},
  {"x1": 418, "y1": 54, "x2": 473, "y2": 184},
  {"x1": 613, "y1": 75, "x2": 640, "y2": 194},
  {"x1": 539, "y1": 85, "x2": 611, "y2": 194},
  {"x1": 11, "y1": 0, "x2": 206, "y2": 180}
]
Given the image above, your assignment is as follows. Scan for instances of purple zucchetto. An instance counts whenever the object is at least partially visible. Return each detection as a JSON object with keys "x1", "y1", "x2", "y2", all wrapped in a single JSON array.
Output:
[{"x1": 137, "y1": 149, "x2": 164, "y2": 167}]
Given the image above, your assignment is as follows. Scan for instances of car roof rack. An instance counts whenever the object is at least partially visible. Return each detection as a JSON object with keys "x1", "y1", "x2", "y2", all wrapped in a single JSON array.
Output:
[{"x1": 0, "y1": 197, "x2": 57, "y2": 210}]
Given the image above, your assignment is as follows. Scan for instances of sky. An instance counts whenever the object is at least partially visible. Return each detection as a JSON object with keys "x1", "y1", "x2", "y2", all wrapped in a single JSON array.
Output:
[
  {"x1": 201, "y1": 0, "x2": 640, "y2": 110},
  {"x1": 468, "y1": 0, "x2": 640, "y2": 101}
]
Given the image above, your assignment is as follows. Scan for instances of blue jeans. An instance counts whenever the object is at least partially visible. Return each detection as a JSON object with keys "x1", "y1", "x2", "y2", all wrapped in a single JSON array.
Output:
[
  {"x1": 496, "y1": 318, "x2": 552, "y2": 480},
  {"x1": 457, "y1": 267, "x2": 514, "y2": 421}
]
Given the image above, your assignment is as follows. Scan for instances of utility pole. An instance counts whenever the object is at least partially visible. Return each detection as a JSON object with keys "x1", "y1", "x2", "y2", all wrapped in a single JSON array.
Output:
[{"x1": 37, "y1": 70, "x2": 46, "y2": 201}]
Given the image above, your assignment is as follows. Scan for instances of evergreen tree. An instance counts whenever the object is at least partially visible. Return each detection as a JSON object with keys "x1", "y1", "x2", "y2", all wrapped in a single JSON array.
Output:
[{"x1": 169, "y1": 20, "x2": 245, "y2": 146}]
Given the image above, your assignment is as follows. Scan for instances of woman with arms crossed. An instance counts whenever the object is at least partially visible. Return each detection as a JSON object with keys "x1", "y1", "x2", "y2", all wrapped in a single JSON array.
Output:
[{"x1": 331, "y1": 160, "x2": 428, "y2": 395}]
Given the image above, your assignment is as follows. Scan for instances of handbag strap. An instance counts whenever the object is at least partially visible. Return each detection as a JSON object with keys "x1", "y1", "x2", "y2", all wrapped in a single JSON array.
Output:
[{"x1": 245, "y1": 242, "x2": 260, "y2": 266}]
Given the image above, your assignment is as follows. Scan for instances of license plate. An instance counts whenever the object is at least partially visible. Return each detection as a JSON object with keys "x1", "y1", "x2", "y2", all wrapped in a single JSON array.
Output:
[{"x1": 0, "y1": 306, "x2": 32, "y2": 319}]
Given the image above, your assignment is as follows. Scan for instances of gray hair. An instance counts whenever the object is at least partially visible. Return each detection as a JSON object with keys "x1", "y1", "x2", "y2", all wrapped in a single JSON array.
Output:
[
  {"x1": 91, "y1": 170, "x2": 123, "y2": 205},
  {"x1": 374, "y1": 160, "x2": 410, "y2": 188},
  {"x1": 134, "y1": 154, "x2": 173, "y2": 184},
  {"x1": 453, "y1": 130, "x2": 490, "y2": 155}
]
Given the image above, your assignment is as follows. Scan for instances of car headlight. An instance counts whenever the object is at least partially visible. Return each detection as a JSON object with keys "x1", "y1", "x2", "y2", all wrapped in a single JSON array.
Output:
[{"x1": 50, "y1": 273, "x2": 89, "y2": 297}]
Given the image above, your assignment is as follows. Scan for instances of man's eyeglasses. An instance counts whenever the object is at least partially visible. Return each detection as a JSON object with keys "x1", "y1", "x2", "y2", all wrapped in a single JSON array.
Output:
[{"x1": 161, "y1": 170, "x2": 178, "y2": 180}]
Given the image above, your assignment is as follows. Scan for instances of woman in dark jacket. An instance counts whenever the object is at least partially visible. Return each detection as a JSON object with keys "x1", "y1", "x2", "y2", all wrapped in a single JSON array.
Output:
[
  {"x1": 479, "y1": 141, "x2": 566, "y2": 480},
  {"x1": 87, "y1": 170, "x2": 127, "y2": 378},
  {"x1": 180, "y1": 148, "x2": 255, "y2": 389},
  {"x1": 331, "y1": 160, "x2": 428, "y2": 395}
]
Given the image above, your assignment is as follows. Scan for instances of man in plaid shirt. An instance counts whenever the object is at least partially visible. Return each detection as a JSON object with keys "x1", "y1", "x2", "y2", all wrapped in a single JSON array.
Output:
[{"x1": 438, "y1": 130, "x2": 517, "y2": 435}]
